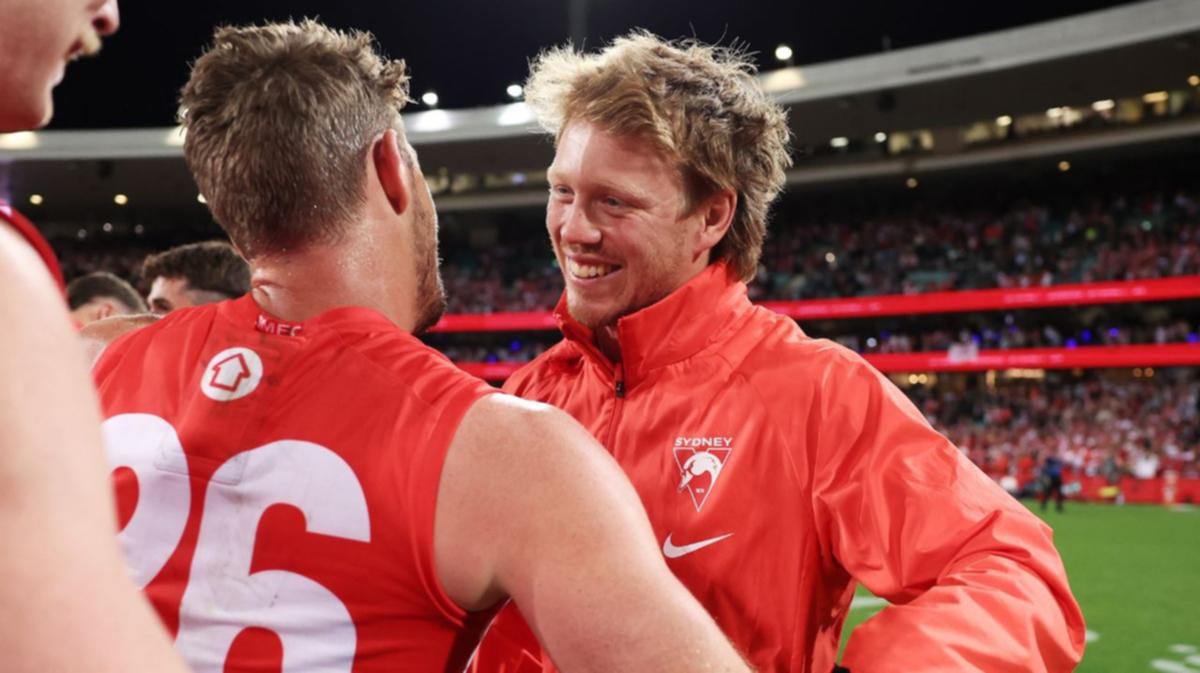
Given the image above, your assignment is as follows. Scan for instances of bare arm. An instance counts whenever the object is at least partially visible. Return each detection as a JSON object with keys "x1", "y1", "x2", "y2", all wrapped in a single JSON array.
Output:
[
  {"x1": 0, "y1": 226, "x2": 189, "y2": 673},
  {"x1": 436, "y1": 394, "x2": 750, "y2": 673}
]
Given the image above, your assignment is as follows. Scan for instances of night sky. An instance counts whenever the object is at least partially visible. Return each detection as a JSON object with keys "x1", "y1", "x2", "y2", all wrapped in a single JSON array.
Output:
[{"x1": 51, "y1": 0, "x2": 1139, "y2": 129}]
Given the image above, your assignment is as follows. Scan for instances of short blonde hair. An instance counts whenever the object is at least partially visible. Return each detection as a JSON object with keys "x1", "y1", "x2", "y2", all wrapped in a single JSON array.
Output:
[
  {"x1": 180, "y1": 20, "x2": 411, "y2": 259},
  {"x1": 524, "y1": 31, "x2": 792, "y2": 281}
]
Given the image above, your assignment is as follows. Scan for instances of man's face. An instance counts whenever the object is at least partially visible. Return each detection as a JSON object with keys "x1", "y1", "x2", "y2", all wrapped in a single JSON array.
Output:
[
  {"x1": 547, "y1": 121, "x2": 711, "y2": 330},
  {"x1": 407, "y1": 160, "x2": 446, "y2": 334},
  {"x1": 0, "y1": 0, "x2": 120, "y2": 131},
  {"x1": 147, "y1": 276, "x2": 198, "y2": 314}
]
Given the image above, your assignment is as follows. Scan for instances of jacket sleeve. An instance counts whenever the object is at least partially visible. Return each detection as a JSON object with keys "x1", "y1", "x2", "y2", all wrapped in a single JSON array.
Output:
[
  {"x1": 501, "y1": 359, "x2": 541, "y2": 397},
  {"x1": 810, "y1": 355, "x2": 1085, "y2": 672}
]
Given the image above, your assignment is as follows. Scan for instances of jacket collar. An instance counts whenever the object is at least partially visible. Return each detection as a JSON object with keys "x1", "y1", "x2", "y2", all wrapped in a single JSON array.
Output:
[{"x1": 554, "y1": 262, "x2": 752, "y2": 388}]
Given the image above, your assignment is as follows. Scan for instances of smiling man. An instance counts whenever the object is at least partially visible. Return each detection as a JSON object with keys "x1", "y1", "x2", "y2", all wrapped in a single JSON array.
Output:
[{"x1": 474, "y1": 31, "x2": 1086, "y2": 673}]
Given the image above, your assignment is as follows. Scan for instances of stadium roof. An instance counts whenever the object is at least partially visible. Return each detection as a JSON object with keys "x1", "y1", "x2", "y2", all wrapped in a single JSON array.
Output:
[
  {"x1": 3, "y1": 0, "x2": 1199, "y2": 218},
  {"x1": 3, "y1": 0, "x2": 1197, "y2": 163}
]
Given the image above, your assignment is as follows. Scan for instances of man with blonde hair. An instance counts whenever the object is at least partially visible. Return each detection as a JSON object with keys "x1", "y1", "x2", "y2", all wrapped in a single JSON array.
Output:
[
  {"x1": 0, "y1": 0, "x2": 189, "y2": 671},
  {"x1": 476, "y1": 31, "x2": 1085, "y2": 673},
  {"x1": 92, "y1": 20, "x2": 749, "y2": 673}
]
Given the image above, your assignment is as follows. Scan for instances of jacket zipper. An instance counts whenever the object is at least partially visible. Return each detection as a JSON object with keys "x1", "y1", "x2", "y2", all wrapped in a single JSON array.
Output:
[{"x1": 607, "y1": 363, "x2": 625, "y2": 450}]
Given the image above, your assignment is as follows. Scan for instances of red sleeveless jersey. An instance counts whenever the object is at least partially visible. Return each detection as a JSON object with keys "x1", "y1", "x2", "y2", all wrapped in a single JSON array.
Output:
[{"x1": 93, "y1": 295, "x2": 497, "y2": 672}]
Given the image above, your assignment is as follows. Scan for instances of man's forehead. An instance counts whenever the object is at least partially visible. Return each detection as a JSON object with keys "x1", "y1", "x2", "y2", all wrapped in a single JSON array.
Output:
[
  {"x1": 150, "y1": 276, "x2": 191, "y2": 292},
  {"x1": 549, "y1": 121, "x2": 681, "y2": 185}
]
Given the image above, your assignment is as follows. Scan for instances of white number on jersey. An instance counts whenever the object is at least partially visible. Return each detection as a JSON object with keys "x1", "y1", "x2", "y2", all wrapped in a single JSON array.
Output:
[
  {"x1": 103, "y1": 413, "x2": 191, "y2": 588},
  {"x1": 103, "y1": 414, "x2": 372, "y2": 672}
]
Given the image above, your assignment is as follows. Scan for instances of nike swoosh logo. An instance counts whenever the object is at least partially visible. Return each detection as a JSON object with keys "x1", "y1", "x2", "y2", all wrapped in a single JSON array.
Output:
[{"x1": 662, "y1": 532, "x2": 734, "y2": 559}]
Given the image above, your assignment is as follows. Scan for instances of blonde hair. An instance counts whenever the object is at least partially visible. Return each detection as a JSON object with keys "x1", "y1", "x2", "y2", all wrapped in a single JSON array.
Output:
[
  {"x1": 180, "y1": 20, "x2": 411, "y2": 259},
  {"x1": 524, "y1": 31, "x2": 792, "y2": 281}
]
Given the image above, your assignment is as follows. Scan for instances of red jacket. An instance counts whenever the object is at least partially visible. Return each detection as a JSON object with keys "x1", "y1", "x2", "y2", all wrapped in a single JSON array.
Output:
[{"x1": 476, "y1": 263, "x2": 1084, "y2": 672}]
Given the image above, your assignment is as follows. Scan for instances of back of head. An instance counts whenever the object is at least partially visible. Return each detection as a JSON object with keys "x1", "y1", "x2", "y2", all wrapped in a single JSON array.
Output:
[
  {"x1": 524, "y1": 31, "x2": 792, "y2": 281},
  {"x1": 180, "y1": 20, "x2": 411, "y2": 260},
  {"x1": 67, "y1": 271, "x2": 147, "y2": 313},
  {"x1": 140, "y1": 240, "x2": 250, "y2": 300}
]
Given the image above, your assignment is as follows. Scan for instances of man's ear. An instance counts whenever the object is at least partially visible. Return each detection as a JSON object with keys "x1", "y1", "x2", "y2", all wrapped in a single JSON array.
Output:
[
  {"x1": 694, "y1": 188, "x2": 737, "y2": 260},
  {"x1": 373, "y1": 128, "x2": 411, "y2": 215}
]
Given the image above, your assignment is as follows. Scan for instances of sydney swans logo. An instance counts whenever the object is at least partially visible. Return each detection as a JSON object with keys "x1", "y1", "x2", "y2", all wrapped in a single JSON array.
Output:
[{"x1": 673, "y1": 437, "x2": 732, "y2": 511}]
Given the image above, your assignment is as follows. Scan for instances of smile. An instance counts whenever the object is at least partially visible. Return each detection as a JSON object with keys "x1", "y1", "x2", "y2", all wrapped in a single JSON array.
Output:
[{"x1": 567, "y1": 259, "x2": 619, "y2": 279}]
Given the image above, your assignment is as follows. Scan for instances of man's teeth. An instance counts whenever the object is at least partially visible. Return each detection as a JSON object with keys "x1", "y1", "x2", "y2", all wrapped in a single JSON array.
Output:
[{"x1": 568, "y1": 260, "x2": 616, "y2": 279}]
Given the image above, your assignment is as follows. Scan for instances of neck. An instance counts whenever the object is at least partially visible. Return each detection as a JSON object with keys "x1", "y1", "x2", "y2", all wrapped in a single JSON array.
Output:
[
  {"x1": 248, "y1": 230, "x2": 418, "y2": 331},
  {"x1": 594, "y1": 324, "x2": 622, "y2": 363}
]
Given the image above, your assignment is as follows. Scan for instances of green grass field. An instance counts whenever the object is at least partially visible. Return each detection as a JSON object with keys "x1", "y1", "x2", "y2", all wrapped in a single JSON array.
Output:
[{"x1": 840, "y1": 503, "x2": 1200, "y2": 671}]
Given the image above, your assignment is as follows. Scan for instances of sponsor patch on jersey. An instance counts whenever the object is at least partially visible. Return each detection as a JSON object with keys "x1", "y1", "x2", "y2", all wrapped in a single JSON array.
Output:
[
  {"x1": 200, "y1": 347, "x2": 264, "y2": 402},
  {"x1": 255, "y1": 313, "x2": 304, "y2": 337},
  {"x1": 673, "y1": 436, "x2": 732, "y2": 511}
]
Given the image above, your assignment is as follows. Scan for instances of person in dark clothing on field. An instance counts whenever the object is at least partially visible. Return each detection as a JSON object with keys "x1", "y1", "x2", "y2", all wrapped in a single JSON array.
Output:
[{"x1": 1041, "y1": 452, "x2": 1066, "y2": 512}]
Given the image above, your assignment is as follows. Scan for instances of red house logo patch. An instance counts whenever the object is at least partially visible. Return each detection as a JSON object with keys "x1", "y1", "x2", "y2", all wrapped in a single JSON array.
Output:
[
  {"x1": 200, "y1": 347, "x2": 263, "y2": 402},
  {"x1": 673, "y1": 436, "x2": 733, "y2": 511}
]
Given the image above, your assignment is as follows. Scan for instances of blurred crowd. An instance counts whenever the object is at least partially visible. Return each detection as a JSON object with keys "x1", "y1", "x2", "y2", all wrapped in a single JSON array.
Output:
[
  {"x1": 829, "y1": 318, "x2": 1199, "y2": 355},
  {"x1": 440, "y1": 239, "x2": 563, "y2": 314},
  {"x1": 752, "y1": 188, "x2": 1200, "y2": 301},
  {"x1": 433, "y1": 317, "x2": 1199, "y2": 363},
  {"x1": 909, "y1": 369, "x2": 1200, "y2": 484}
]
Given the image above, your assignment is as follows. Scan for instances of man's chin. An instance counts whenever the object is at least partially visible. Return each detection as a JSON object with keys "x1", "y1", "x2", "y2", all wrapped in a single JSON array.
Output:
[
  {"x1": 412, "y1": 294, "x2": 446, "y2": 335},
  {"x1": 412, "y1": 305, "x2": 444, "y2": 336},
  {"x1": 566, "y1": 297, "x2": 620, "y2": 332},
  {"x1": 0, "y1": 95, "x2": 52, "y2": 133}
]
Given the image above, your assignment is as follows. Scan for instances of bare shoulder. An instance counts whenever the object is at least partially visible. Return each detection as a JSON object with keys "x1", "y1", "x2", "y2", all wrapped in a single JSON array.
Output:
[
  {"x1": 455, "y1": 393, "x2": 606, "y2": 469},
  {"x1": 80, "y1": 313, "x2": 160, "y2": 341},
  {"x1": 79, "y1": 313, "x2": 160, "y2": 366},
  {"x1": 460, "y1": 392, "x2": 571, "y2": 433}
]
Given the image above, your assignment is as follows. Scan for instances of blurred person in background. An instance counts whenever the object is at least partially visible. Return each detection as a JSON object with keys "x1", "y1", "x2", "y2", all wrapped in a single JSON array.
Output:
[
  {"x1": 67, "y1": 270, "x2": 147, "y2": 326},
  {"x1": 0, "y1": 0, "x2": 189, "y2": 671},
  {"x1": 1040, "y1": 451, "x2": 1067, "y2": 513},
  {"x1": 141, "y1": 240, "x2": 250, "y2": 313},
  {"x1": 477, "y1": 31, "x2": 1084, "y2": 673}
]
